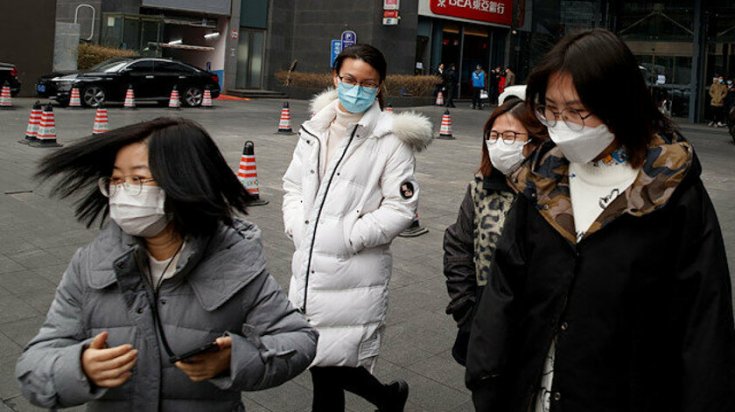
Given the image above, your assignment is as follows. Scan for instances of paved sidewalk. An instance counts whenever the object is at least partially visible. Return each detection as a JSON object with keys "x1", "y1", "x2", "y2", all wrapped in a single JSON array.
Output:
[{"x1": 0, "y1": 98, "x2": 733, "y2": 411}]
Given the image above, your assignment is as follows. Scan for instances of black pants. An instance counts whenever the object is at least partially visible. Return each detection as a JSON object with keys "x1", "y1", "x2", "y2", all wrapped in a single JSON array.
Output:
[
  {"x1": 472, "y1": 87, "x2": 483, "y2": 108},
  {"x1": 310, "y1": 366, "x2": 387, "y2": 411},
  {"x1": 445, "y1": 86, "x2": 456, "y2": 107}
]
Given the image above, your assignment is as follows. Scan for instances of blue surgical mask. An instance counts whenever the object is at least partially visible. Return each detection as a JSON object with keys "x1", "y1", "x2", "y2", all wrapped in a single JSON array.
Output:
[{"x1": 337, "y1": 82, "x2": 378, "y2": 113}]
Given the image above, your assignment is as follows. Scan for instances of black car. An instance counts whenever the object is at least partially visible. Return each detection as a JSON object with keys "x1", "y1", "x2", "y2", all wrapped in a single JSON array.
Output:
[
  {"x1": 0, "y1": 62, "x2": 22, "y2": 96},
  {"x1": 36, "y1": 57, "x2": 221, "y2": 107}
]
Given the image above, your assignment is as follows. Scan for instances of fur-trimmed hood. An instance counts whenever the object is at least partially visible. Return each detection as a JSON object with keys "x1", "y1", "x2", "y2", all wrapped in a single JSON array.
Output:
[{"x1": 306, "y1": 88, "x2": 433, "y2": 153}]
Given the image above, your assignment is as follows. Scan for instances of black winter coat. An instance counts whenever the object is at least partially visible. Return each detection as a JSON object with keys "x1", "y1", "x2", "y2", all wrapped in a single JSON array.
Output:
[{"x1": 466, "y1": 134, "x2": 735, "y2": 412}]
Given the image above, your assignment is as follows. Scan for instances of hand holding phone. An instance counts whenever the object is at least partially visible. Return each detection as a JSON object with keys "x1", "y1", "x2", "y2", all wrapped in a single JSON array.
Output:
[
  {"x1": 169, "y1": 341, "x2": 220, "y2": 364},
  {"x1": 173, "y1": 336, "x2": 233, "y2": 383}
]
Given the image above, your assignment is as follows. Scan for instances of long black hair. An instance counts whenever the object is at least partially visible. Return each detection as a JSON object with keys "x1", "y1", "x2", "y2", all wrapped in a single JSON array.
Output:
[
  {"x1": 333, "y1": 44, "x2": 388, "y2": 109},
  {"x1": 35, "y1": 117, "x2": 253, "y2": 237},
  {"x1": 525, "y1": 29, "x2": 676, "y2": 168}
]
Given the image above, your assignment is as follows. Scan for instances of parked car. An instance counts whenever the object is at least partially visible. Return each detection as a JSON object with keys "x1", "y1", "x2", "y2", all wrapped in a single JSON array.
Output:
[
  {"x1": 0, "y1": 62, "x2": 22, "y2": 96},
  {"x1": 36, "y1": 57, "x2": 220, "y2": 107}
]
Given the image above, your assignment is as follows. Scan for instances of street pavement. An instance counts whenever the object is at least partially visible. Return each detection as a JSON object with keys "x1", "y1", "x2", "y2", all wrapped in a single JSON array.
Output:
[{"x1": 0, "y1": 97, "x2": 733, "y2": 412}]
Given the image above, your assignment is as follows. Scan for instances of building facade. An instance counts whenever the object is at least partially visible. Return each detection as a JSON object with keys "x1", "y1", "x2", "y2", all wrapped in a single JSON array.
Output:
[{"x1": 42, "y1": 1, "x2": 735, "y2": 121}]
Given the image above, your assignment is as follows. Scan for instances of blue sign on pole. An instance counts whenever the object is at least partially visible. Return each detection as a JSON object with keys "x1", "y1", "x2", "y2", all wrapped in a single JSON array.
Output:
[
  {"x1": 341, "y1": 30, "x2": 357, "y2": 50},
  {"x1": 330, "y1": 39, "x2": 342, "y2": 68}
]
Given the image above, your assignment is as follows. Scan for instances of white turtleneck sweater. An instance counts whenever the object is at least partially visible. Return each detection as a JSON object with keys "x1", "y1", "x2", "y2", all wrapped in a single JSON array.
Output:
[{"x1": 321, "y1": 102, "x2": 362, "y2": 179}]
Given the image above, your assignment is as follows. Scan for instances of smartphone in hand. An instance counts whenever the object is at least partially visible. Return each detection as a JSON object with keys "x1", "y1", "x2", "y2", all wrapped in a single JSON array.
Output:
[{"x1": 169, "y1": 341, "x2": 220, "y2": 364}]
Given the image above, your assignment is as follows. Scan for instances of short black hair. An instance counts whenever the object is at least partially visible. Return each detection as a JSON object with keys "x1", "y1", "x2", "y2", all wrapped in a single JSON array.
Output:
[
  {"x1": 526, "y1": 29, "x2": 676, "y2": 168},
  {"x1": 35, "y1": 117, "x2": 252, "y2": 237}
]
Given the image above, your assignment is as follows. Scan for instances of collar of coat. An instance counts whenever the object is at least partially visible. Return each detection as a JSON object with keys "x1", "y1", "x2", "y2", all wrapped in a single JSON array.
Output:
[
  {"x1": 509, "y1": 131, "x2": 695, "y2": 245},
  {"x1": 86, "y1": 219, "x2": 267, "y2": 311},
  {"x1": 303, "y1": 88, "x2": 433, "y2": 153}
]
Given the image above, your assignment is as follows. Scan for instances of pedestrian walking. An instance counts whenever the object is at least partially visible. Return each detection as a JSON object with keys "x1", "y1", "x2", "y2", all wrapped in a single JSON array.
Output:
[
  {"x1": 498, "y1": 69, "x2": 507, "y2": 95},
  {"x1": 489, "y1": 66, "x2": 501, "y2": 105},
  {"x1": 16, "y1": 117, "x2": 318, "y2": 411},
  {"x1": 472, "y1": 65, "x2": 486, "y2": 110},
  {"x1": 443, "y1": 98, "x2": 545, "y2": 366},
  {"x1": 444, "y1": 63, "x2": 458, "y2": 108},
  {"x1": 282, "y1": 44, "x2": 433, "y2": 412},
  {"x1": 434, "y1": 62, "x2": 446, "y2": 98},
  {"x1": 466, "y1": 29, "x2": 735, "y2": 411},
  {"x1": 709, "y1": 74, "x2": 728, "y2": 127},
  {"x1": 505, "y1": 66, "x2": 516, "y2": 87}
]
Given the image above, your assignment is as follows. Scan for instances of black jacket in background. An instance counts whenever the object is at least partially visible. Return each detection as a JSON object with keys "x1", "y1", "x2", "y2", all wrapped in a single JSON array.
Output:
[{"x1": 466, "y1": 135, "x2": 735, "y2": 411}]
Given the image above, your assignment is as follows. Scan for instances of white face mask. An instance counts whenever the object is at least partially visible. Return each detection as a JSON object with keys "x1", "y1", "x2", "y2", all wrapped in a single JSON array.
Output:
[
  {"x1": 547, "y1": 121, "x2": 615, "y2": 164},
  {"x1": 109, "y1": 186, "x2": 169, "y2": 237},
  {"x1": 487, "y1": 140, "x2": 528, "y2": 175}
]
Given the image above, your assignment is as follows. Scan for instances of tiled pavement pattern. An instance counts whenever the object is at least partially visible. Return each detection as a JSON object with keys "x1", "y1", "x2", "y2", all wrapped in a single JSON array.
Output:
[{"x1": 0, "y1": 98, "x2": 733, "y2": 411}]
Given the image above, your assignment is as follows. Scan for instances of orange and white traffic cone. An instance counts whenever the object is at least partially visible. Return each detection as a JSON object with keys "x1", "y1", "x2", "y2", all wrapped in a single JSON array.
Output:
[
  {"x1": 19, "y1": 101, "x2": 42, "y2": 144},
  {"x1": 0, "y1": 81, "x2": 13, "y2": 110},
  {"x1": 201, "y1": 86, "x2": 213, "y2": 108},
  {"x1": 399, "y1": 212, "x2": 429, "y2": 238},
  {"x1": 30, "y1": 104, "x2": 62, "y2": 147},
  {"x1": 168, "y1": 85, "x2": 180, "y2": 109},
  {"x1": 435, "y1": 90, "x2": 444, "y2": 106},
  {"x1": 437, "y1": 109, "x2": 454, "y2": 140},
  {"x1": 276, "y1": 102, "x2": 294, "y2": 134},
  {"x1": 123, "y1": 84, "x2": 136, "y2": 109},
  {"x1": 68, "y1": 87, "x2": 82, "y2": 108},
  {"x1": 385, "y1": 103, "x2": 394, "y2": 113},
  {"x1": 92, "y1": 106, "x2": 109, "y2": 135},
  {"x1": 237, "y1": 141, "x2": 269, "y2": 206}
]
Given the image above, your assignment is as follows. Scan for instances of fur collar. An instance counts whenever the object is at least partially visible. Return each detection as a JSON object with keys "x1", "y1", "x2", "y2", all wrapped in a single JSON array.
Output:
[{"x1": 305, "y1": 88, "x2": 433, "y2": 153}]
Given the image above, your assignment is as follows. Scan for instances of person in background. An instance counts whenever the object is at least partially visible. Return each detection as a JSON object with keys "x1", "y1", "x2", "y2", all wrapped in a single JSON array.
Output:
[
  {"x1": 709, "y1": 73, "x2": 728, "y2": 127},
  {"x1": 498, "y1": 68, "x2": 507, "y2": 96},
  {"x1": 489, "y1": 66, "x2": 500, "y2": 105},
  {"x1": 282, "y1": 44, "x2": 433, "y2": 412},
  {"x1": 472, "y1": 65, "x2": 487, "y2": 110},
  {"x1": 435, "y1": 63, "x2": 446, "y2": 99},
  {"x1": 505, "y1": 66, "x2": 516, "y2": 87},
  {"x1": 443, "y1": 98, "x2": 545, "y2": 367},
  {"x1": 466, "y1": 29, "x2": 735, "y2": 411},
  {"x1": 16, "y1": 117, "x2": 318, "y2": 411},
  {"x1": 445, "y1": 63, "x2": 458, "y2": 108}
]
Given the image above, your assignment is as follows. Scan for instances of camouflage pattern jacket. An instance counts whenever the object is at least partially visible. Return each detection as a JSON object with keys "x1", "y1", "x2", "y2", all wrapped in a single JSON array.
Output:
[{"x1": 466, "y1": 133, "x2": 735, "y2": 412}]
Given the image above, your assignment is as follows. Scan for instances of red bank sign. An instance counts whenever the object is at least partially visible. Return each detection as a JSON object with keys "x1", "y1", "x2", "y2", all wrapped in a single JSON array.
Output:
[{"x1": 429, "y1": 0, "x2": 512, "y2": 26}]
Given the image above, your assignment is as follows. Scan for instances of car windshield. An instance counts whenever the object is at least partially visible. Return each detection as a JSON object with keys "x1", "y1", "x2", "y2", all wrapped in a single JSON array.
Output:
[{"x1": 89, "y1": 59, "x2": 132, "y2": 73}]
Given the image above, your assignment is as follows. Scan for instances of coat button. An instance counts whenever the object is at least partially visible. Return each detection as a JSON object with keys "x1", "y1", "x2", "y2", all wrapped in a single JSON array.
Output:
[
  {"x1": 160, "y1": 299, "x2": 167, "y2": 305},
  {"x1": 560, "y1": 322, "x2": 568, "y2": 331},
  {"x1": 305, "y1": 220, "x2": 309, "y2": 224},
  {"x1": 553, "y1": 392, "x2": 561, "y2": 401},
  {"x1": 136, "y1": 307, "x2": 144, "y2": 314},
  {"x1": 310, "y1": 170, "x2": 315, "y2": 174}
]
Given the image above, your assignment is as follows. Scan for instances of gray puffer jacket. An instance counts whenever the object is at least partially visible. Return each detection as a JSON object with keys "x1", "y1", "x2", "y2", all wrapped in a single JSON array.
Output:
[{"x1": 16, "y1": 219, "x2": 318, "y2": 412}]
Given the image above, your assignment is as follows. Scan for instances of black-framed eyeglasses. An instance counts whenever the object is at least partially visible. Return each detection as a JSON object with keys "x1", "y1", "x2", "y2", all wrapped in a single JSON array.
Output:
[
  {"x1": 98, "y1": 176, "x2": 157, "y2": 197},
  {"x1": 487, "y1": 130, "x2": 528, "y2": 145},
  {"x1": 535, "y1": 104, "x2": 594, "y2": 132},
  {"x1": 337, "y1": 75, "x2": 380, "y2": 90}
]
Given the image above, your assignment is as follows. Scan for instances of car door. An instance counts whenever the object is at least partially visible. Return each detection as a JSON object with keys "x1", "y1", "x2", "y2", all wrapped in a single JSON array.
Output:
[
  {"x1": 120, "y1": 60, "x2": 155, "y2": 99},
  {"x1": 152, "y1": 61, "x2": 188, "y2": 100}
]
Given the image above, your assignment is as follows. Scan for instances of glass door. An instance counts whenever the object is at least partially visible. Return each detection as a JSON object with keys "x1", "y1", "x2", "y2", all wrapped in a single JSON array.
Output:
[{"x1": 236, "y1": 29, "x2": 265, "y2": 89}]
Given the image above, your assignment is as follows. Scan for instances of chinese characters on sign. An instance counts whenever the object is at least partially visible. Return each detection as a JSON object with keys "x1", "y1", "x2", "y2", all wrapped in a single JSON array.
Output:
[{"x1": 430, "y1": 0, "x2": 512, "y2": 26}]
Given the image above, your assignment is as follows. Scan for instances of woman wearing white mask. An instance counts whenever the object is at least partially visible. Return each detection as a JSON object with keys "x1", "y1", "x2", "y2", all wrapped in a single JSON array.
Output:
[
  {"x1": 17, "y1": 117, "x2": 318, "y2": 411},
  {"x1": 466, "y1": 29, "x2": 734, "y2": 411},
  {"x1": 282, "y1": 44, "x2": 433, "y2": 411},
  {"x1": 443, "y1": 99, "x2": 544, "y2": 367}
]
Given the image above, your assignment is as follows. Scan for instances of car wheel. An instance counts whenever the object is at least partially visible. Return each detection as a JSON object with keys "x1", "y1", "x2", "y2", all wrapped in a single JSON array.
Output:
[
  {"x1": 183, "y1": 86, "x2": 203, "y2": 107},
  {"x1": 82, "y1": 86, "x2": 106, "y2": 107}
]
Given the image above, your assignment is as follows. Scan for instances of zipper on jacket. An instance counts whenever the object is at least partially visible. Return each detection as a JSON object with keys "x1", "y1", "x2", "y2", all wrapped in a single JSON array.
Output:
[{"x1": 301, "y1": 124, "x2": 359, "y2": 314}]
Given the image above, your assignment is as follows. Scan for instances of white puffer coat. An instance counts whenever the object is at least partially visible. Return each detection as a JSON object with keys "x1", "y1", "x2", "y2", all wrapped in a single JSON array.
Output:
[{"x1": 282, "y1": 89, "x2": 433, "y2": 368}]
